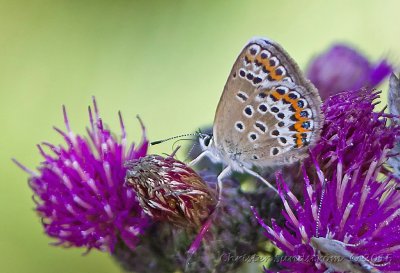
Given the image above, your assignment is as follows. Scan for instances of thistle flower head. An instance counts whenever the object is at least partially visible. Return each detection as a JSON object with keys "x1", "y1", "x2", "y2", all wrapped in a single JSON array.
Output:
[
  {"x1": 307, "y1": 44, "x2": 392, "y2": 100},
  {"x1": 14, "y1": 98, "x2": 149, "y2": 252},
  {"x1": 255, "y1": 89, "x2": 400, "y2": 272},
  {"x1": 125, "y1": 154, "x2": 217, "y2": 228},
  {"x1": 116, "y1": 171, "x2": 280, "y2": 273}
]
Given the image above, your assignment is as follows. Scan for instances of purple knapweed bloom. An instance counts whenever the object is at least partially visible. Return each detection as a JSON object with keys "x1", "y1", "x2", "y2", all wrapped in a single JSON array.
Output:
[
  {"x1": 14, "y1": 98, "x2": 149, "y2": 252},
  {"x1": 307, "y1": 44, "x2": 392, "y2": 100},
  {"x1": 254, "y1": 89, "x2": 400, "y2": 272}
]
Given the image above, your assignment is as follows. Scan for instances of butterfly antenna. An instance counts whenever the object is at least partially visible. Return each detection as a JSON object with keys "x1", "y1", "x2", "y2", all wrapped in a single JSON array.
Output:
[
  {"x1": 151, "y1": 133, "x2": 199, "y2": 145},
  {"x1": 316, "y1": 179, "x2": 327, "y2": 238}
]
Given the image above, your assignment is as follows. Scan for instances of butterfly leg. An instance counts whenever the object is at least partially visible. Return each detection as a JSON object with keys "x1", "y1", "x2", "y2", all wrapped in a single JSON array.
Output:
[
  {"x1": 242, "y1": 167, "x2": 278, "y2": 193},
  {"x1": 327, "y1": 231, "x2": 360, "y2": 247},
  {"x1": 330, "y1": 239, "x2": 358, "y2": 248},
  {"x1": 216, "y1": 166, "x2": 232, "y2": 206},
  {"x1": 188, "y1": 150, "x2": 213, "y2": 167}
]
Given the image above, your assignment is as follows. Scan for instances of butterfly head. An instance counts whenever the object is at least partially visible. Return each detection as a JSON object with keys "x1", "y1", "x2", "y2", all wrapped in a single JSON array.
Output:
[
  {"x1": 198, "y1": 133, "x2": 214, "y2": 150},
  {"x1": 196, "y1": 132, "x2": 225, "y2": 165}
]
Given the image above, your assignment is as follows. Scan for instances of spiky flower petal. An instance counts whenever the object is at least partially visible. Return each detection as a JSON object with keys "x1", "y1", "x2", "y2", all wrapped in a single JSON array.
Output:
[{"x1": 14, "y1": 98, "x2": 149, "y2": 252}]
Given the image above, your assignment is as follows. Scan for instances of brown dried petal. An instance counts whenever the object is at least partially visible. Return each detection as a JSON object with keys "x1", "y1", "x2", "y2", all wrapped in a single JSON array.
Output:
[{"x1": 125, "y1": 155, "x2": 217, "y2": 228}]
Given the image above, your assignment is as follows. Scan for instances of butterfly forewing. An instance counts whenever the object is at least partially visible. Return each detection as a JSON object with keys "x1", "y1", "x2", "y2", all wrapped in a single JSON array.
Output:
[{"x1": 213, "y1": 37, "x2": 323, "y2": 166}]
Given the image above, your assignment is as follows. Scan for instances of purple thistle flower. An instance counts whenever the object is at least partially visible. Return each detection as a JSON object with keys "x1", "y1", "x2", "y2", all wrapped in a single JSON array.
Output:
[
  {"x1": 254, "y1": 89, "x2": 400, "y2": 272},
  {"x1": 307, "y1": 44, "x2": 392, "y2": 100},
  {"x1": 14, "y1": 98, "x2": 149, "y2": 252}
]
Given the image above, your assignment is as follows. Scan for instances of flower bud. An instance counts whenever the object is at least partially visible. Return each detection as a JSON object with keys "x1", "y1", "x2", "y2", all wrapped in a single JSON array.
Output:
[
  {"x1": 307, "y1": 44, "x2": 392, "y2": 100},
  {"x1": 125, "y1": 155, "x2": 217, "y2": 228}
]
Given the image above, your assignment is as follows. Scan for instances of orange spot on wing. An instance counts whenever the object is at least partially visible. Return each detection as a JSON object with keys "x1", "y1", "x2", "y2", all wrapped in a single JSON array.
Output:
[
  {"x1": 256, "y1": 55, "x2": 270, "y2": 68},
  {"x1": 295, "y1": 113, "x2": 308, "y2": 122},
  {"x1": 294, "y1": 123, "x2": 310, "y2": 133},
  {"x1": 245, "y1": 53, "x2": 255, "y2": 63},
  {"x1": 292, "y1": 103, "x2": 301, "y2": 112},
  {"x1": 295, "y1": 133, "x2": 303, "y2": 147},
  {"x1": 282, "y1": 94, "x2": 309, "y2": 122},
  {"x1": 271, "y1": 91, "x2": 283, "y2": 100},
  {"x1": 255, "y1": 55, "x2": 275, "y2": 74},
  {"x1": 269, "y1": 71, "x2": 284, "y2": 81},
  {"x1": 255, "y1": 55, "x2": 264, "y2": 63}
]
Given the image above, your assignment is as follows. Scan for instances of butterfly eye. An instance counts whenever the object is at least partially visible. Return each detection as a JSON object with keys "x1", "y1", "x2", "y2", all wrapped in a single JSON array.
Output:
[{"x1": 203, "y1": 136, "x2": 211, "y2": 147}]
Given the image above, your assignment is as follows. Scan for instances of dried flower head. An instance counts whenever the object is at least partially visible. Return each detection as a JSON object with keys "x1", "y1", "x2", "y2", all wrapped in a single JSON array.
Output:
[
  {"x1": 307, "y1": 44, "x2": 392, "y2": 100},
  {"x1": 254, "y1": 89, "x2": 400, "y2": 272},
  {"x1": 125, "y1": 154, "x2": 217, "y2": 228},
  {"x1": 14, "y1": 98, "x2": 149, "y2": 252},
  {"x1": 115, "y1": 171, "x2": 282, "y2": 273}
]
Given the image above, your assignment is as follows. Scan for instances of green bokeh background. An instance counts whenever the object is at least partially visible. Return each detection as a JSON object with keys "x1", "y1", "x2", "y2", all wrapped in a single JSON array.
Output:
[{"x1": 1, "y1": 1, "x2": 399, "y2": 272}]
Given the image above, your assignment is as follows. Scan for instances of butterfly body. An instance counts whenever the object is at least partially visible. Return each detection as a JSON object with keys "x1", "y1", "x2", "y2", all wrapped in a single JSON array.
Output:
[
  {"x1": 200, "y1": 141, "x2": 249, "y2": 171},
  {"x1": 310, "y1": 237, "x2": 382, "y2": 273},
  {"x1": 191, "y1": 37, "x2": 323, "y2": 194}
]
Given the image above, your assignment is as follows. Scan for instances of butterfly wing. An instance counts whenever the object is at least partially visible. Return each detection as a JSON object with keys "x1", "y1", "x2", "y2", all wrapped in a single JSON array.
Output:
[{"x1": 213, "y1": 37, "x2": 323, "y2": 166}]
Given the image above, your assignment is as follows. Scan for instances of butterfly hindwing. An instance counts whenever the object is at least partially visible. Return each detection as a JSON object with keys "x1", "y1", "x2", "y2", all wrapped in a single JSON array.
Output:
[{"x1": 213, "y1": 37, "x2": 323, "y2": 166}]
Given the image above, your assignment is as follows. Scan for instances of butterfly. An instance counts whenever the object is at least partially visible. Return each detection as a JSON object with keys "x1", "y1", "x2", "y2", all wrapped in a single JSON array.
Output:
[
  {"x1": 310, "y1": 236, "x2": 384, "y2": 273},
  {"x1": 189, "y1": 37, "x2": 323, "y2": 197},
  {"x1": 388, "y1": 73, "x2": 400, "y2": 180}
]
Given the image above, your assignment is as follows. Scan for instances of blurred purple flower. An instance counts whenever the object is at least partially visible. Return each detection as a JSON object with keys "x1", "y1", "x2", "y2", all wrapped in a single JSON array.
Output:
[
  {"x1": 254, "y1": 89, "x2": 400, "y2": 272},
  {"x1": 307, "y1": 44, "x2": 392, "y2": 100},
  {"x1": 14, "y1": 98, "x2": 149, "y2": 252}
]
